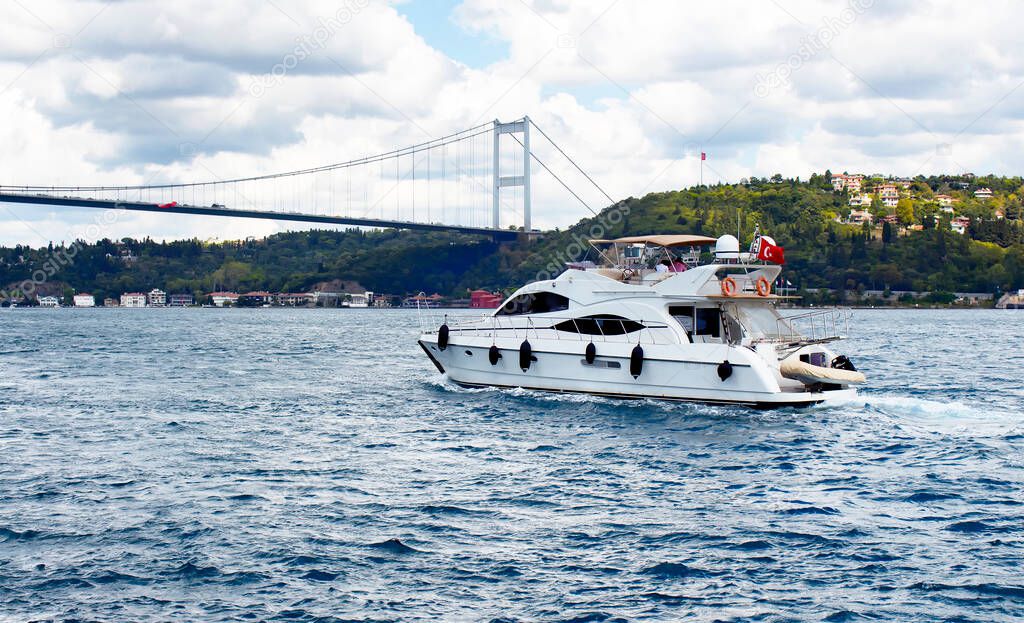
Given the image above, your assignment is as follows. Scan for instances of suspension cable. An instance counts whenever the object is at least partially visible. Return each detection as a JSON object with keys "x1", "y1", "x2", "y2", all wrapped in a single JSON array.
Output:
[
  {"x1": 2, "y1": 121, "x2": 496, "y2": 192},
  {"x1": 507, "y1": 133, "x2": 598, "y2": 217},
  {"x1": 528, "y1": 119, "x2": 615, "y2": 204}
]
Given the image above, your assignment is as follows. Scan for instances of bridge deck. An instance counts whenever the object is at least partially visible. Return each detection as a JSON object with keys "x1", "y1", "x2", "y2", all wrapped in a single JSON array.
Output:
[{"x1": 0, "y1": 193, "x2": 521, "y2": 241}]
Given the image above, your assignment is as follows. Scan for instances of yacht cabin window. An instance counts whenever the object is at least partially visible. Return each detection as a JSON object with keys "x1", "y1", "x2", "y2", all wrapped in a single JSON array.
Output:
[
  {"x1": 553, "y1": 314, "x2": 644, "y2": 335},
  {"x1": 669, "y1": 305, "x2": 723, "y2": 343},
  {"x1": 496, "y1": 291, "x2": 570, "y2": 316},
  {"x1": 668, "y1": 305, "x2": 695, "y2": 335},
  {"x1": 695, "y1": 307, "x2": 721, "y2": 338}
]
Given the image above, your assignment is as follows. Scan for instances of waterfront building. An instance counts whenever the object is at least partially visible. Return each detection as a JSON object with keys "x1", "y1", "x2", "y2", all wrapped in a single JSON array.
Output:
[
  {"x1": 38, "y1": 296, "x2": 60, "y2": 307},
  {"x1": 73, "y1": 294, "x2": 95, "y2": 307},
  {"x1": 103, "y1": 298, "x2": 119, "y2": 307},
  {"x1": 147, "y1": 289, "x2": 167, "y2": 306},
  {"x1": 121, "y1": 292, "x2": 147, "y2": 307},
  {"x1": 238, "y1": 291, "x2": 274, "y2": 306},
  {"x1": 208, "y1": 292, "x2": 239, "y2": 307},
  {"x1": 278, "y1": 293, "x2": 312, "y2": 306},
  {"x1": 309, "y1": 290, "x2": 341, "y2": 306},
  {"x1": 403, "y1": 293, "x2": 443, "y2": 308},
  {"x1": 169, "y1": 293, "x2": 194, "y2": 307},
  {"x1": 348, "y1": 291, "x2": 373, "y2": 308},
  {"x1": 470, "y1": 289, "x2": 504, "y2": 309}
]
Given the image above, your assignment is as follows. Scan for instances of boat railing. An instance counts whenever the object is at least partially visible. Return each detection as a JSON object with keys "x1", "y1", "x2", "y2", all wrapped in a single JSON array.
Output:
[
  {"x1": 775, "y1": 308, "x2": 850, "y2": 345},
  {"x1": 419, "y1": 313, "x2": 680, "y2": 345}
]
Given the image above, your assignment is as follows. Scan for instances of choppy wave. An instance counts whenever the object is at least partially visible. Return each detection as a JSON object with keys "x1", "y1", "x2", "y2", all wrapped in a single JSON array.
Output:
[{"x1": 0, "y1": 308, "x2": 1022, "y2": 621}]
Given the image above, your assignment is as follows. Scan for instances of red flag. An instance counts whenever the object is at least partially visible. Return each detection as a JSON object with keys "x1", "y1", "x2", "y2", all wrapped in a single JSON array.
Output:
[
  {"x1": 157, "y1": 201, "x2": 177, "y2": 209},
  {"x1": 701, "y1": 152, "x2": 706, "y2": 161},
  {"x1": 757, "y1": 238, "x2": 785, "y2": 264}
]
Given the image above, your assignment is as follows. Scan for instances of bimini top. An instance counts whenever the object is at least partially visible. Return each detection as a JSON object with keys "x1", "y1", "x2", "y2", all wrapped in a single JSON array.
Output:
[{"x1": 590, "y1": 234, "x2": 719, "y2": 248}]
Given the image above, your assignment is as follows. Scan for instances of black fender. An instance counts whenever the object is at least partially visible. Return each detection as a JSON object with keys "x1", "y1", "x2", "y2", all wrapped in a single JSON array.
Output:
[
  {"x1": 630, "y1": 345, "x2": 644, "y2": 378},
  {"x1": 519, "y1": 340, "x2": 532, "y2": 371}
]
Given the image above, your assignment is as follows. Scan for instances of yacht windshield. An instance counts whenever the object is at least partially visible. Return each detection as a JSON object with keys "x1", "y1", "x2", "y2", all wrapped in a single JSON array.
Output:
[
  {"x1": 496, "y1": 291, "x2": 570, "y2": 315},
  {"x1": 732, "y1": 304, "x2": 798, "y2": 341}
]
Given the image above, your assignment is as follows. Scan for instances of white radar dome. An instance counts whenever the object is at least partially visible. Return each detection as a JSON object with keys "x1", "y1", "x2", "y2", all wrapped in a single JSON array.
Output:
[{"x1": 715, "y1": 234, "x2": 740, "y2": 259}]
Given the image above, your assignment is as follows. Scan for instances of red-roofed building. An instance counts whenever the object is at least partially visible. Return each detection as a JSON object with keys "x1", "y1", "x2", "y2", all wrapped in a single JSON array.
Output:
[
  {"x1": 831, "y1": 173, "x2": 863, "y2": 193},
  {"x1": 470, "y1": 290, "x2": 504, "y2": 309},
  {"x1": 208, "y1": 292, "x2": 239, "y2": 307},
  {"x1": 951, "y1": 216, "x2": 971, "y2": 234}
]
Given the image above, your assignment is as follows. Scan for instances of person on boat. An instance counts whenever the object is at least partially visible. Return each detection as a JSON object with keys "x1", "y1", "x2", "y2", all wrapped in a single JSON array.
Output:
[
  {"x1": 671, "y1": 256, "x2": 687, "y2": 272},
  {"x1": 655, "y1": 259, "x2": 670, "y2": 273}
]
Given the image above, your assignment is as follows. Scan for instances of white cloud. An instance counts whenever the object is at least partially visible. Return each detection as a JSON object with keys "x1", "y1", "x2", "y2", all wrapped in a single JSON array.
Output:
[{"x1": 2, "y1": 0, "x2": 1024, "y2": 245}]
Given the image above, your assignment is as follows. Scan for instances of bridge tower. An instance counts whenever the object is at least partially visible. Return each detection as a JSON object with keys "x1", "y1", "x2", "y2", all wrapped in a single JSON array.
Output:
[{"x1": 492, "y1": 117, "x2": 531, "y2": 232}]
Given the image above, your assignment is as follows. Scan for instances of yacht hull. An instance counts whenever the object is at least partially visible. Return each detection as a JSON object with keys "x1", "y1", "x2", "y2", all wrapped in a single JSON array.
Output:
[{"x1": 419, "y1": 338, "x2": 856, "y2": 409}]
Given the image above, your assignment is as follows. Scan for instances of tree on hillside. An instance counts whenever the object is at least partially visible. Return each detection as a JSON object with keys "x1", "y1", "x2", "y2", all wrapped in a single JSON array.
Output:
[
  {"x1": 870, "y1": 196, "x2": 886, "y2": 219},
  {"x1": 896, "y1": 198, "x2": 915, "y2": 226},
  {"x1": 882, "y1": 221, "x2": 894, "y2": 244}
]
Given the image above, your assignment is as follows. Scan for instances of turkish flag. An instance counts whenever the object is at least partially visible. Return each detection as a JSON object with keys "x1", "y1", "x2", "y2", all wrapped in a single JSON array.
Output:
[
  {"x1": 701, "y1": 152, "x2": 706, "y2": 161},
  {"x1": 157, "y1": 201, "x2": 177, "y2": 209},
  {"x1": 757, "y1": 238, "x2": 785, "y2": 264}
]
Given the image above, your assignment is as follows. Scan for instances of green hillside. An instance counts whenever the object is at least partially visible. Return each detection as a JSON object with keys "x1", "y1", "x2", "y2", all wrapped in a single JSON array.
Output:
[
  {"x1": 3, "y1": 173, "x2": 1024, "y2": 304},
  {"x1": 518, "y1": 173, "x2": 1024, "y2": 299}
]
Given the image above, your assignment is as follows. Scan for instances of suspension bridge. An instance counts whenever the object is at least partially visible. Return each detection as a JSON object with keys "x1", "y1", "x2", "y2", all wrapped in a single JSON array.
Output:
[{"x1": 0, "y1": 117, "x2": 613, "y2": 242}]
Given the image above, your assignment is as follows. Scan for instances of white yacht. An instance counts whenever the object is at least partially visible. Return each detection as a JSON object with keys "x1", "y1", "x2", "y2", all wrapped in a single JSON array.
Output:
[{"x1": 418, "y1": 234, "x2": 865, "y2": 409}]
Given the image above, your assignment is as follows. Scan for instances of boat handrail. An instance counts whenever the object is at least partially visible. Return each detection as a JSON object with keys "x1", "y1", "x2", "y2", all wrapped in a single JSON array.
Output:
[
  {"x1": 420, "y1": 313, "x2": 680, "y2": 346},
  {"x1": 772, "y1": 308, "x2": 850, "y2": 345}
]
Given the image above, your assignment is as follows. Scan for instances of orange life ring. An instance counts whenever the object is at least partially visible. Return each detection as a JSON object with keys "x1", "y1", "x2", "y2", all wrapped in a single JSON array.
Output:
[
  {"x1": 756, "y1": 276, "x2": 771, "y2": 297},
  {"x1": 720, "y1": 277, "x2": 738, "y2": 297}
]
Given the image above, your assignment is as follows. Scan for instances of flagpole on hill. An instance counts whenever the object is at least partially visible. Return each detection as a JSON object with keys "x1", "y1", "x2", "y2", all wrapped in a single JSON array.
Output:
[{"x1": 700, "y1": 151, "x2": 705, "y2": 186}]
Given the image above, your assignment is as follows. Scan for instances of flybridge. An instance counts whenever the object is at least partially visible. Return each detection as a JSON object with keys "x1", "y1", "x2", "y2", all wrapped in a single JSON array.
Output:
[{"x1": 583, "y1": 233, "x2": 786, "y2": 293}]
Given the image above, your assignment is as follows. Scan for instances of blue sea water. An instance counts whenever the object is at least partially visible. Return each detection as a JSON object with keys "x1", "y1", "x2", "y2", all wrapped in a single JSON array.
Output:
[{"x1": 1, "y1": 308, "x2": 1023, "y2": 622}]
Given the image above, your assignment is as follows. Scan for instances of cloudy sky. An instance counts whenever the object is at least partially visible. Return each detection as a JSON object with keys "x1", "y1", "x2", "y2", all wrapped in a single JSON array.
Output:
[{"x1": 2, "y1": 0, "x2": 1023, "y2": 246}]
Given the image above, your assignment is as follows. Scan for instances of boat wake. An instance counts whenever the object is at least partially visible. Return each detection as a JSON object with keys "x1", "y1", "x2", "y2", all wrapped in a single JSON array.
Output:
[{"x1": 809, "y1": 392, "x2": 1022, "y2": 437}]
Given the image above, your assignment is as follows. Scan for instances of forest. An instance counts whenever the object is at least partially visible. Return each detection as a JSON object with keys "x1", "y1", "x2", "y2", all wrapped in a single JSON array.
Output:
[{"x1": 3, "y1": 173, "x2": 1023, "y2": 304}]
